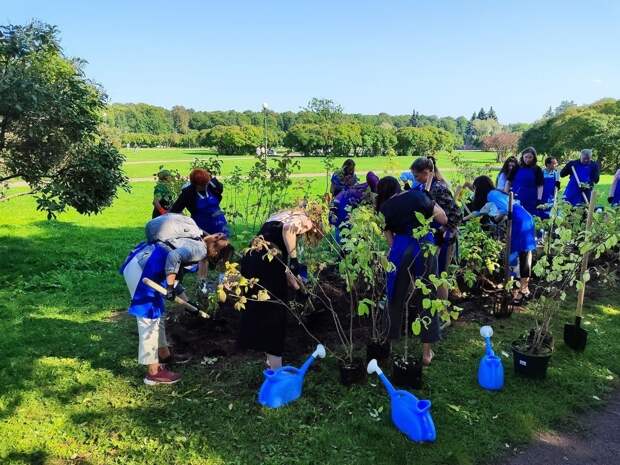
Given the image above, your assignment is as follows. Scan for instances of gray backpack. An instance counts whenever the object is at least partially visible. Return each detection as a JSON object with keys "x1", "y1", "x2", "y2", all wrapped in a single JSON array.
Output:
[{"x1": 145, "y1": 214, "x2": 203, "y2": 244}]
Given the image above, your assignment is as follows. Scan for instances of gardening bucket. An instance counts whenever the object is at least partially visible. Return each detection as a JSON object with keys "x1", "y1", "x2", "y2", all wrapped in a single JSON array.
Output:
[
  {"x1": 258, "y1": 344, "x2": 325, "y2": 408},
  {"x1": 511, "y1": 341, "x2": 552, "y2": 379},
  {"x1": 367, "y1": 359, "x2": 436, "y2": 443},
  {"x1": 338, "y1": 358, "x2": 365, "y2": 386},
  {"x1": 392, "y1": 357, "x2": 423, "y2": 389}
]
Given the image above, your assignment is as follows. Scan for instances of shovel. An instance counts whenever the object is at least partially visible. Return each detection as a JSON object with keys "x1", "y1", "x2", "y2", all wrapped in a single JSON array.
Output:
[
  {"x1": 571, "y1": 165, "x2": 590, "y2": 204},
  {"x1": 142, "y1": 277, "x2": 209, "y2": 319},
  {"x1": 563, "y1": 191, "x2": 596, "y2": 350},
  {"x1": 497, "y1": 193, "x2": 514, "y2": 315}
]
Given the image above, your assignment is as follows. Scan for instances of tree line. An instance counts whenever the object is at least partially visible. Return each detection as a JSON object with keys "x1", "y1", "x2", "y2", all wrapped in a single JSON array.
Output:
[{"x1": 103, "y1": 99, "x2": 526, "y2": 156}]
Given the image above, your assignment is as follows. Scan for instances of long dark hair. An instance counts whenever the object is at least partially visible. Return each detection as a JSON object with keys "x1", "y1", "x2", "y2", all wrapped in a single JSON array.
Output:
[
  {"x1": 376, "y1": 176, "x2": 401, "y2": 211},
  {"x1": 499, "y1": 156, "x2": 518, "y2": 175},
  {"x1": 411, "y1": 156, "x2": 446, "y2": 183},
  {"x1": 472, "y1": 175, "x2": 496, "y2": 211},
  {"x1": 342, "y1": 159, "x2": 355, "y2": 176},
  {"x1": 519, "y1": 147, "x2": 538, "y2": 166}
]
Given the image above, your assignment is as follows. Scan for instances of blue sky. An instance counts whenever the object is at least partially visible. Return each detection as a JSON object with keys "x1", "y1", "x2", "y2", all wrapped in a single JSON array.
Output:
[{"x1": 4, "y1": 0, "x2": 620, "y2": 122}]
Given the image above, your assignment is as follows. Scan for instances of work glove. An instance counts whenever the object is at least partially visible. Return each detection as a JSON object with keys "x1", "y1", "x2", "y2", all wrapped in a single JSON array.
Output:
[
  {"x1": 166, "y1": 285, "x2": 177, "y2": 301},
  {"x1": 579, "y1": 183, "x2": 591, "y2": 192}
]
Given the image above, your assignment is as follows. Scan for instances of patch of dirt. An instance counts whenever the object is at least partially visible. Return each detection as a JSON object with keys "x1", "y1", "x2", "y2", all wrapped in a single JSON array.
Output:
[{"x1": 497, "y1": 389, "x2": 620, "y2": 465}]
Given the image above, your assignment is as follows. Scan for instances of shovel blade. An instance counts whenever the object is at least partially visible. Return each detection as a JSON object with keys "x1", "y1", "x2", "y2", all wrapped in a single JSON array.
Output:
[{"x1": 563, "y1": 323, "x2": 588, "y2": 351}]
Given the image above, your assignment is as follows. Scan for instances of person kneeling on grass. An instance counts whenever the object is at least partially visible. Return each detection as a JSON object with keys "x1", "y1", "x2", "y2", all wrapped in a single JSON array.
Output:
[{"x1": 121, "y1": 225, "x2": 233, "y2": 385}]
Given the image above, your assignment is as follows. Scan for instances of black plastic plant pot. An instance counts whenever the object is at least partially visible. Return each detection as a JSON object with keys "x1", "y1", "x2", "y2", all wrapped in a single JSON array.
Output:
[
  {"x1": 366, "y1": 340, "x2": 391, "y2": 365},
  {"x1": 339, "y1": 358, "x2": 366, "y2": 387},
  {"x1": 392, "y1": 356, "x2": 423, "y2": 389},
  {"x1": 511, "y1": 341, "x2": 553, "y2": 379}
]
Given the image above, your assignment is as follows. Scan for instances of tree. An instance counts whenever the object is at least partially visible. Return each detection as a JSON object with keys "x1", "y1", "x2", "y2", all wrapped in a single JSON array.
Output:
[
  {"x1": 171, "y1": 105, "x2": 190, "y2": 134},
  {"x1": 395, "y1": 126, "x2": 454, "y2": 157},
  {"x1": 520, "y1": 99, "x2": 620, "y2": 170},
  {"x1": 481, "y1": 132, "x2": 521, "y2": 162},
  {"x1": 487, "y1": 106, "x2": 498, "y2": 121},
  {"x1": 472, "y1": 118, "x2": 502, "y2": 141},
  {"x1": 542, "y1": 106, "x2": 554, "y2": 119},
  {"x1": 553, "y1": 100, "x2": 577, "y2": 116},
  {"x1": 0, "y1": 21, "x2": 129, "y2": 217},
  {"x1": 477, "y1": 108, "x2": 487, "y2": 120},
  {"x1": 283, "y1": 123, "x2": 335, "y2": 155},
  {"x1": 302, "y1": 98, "x2": 344, "y2": 124}
]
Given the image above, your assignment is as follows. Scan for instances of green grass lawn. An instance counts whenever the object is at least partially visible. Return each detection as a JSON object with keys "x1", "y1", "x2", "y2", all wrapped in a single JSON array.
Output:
[
  {"x1": 119, "y1": 148, "x2": 498, "y2": 179},
  {"x1": 1, "y1": 168, "x2": 619, "y2": 465}
]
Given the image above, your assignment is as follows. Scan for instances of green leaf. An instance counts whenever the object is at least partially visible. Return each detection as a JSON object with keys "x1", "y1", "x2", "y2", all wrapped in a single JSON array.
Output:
[
  {"x1": 412, "y1": 319, "x2": 422, "y2": 335},
  {"x1": 422, "y1": 298, "x2": 431, "y2": 310}
]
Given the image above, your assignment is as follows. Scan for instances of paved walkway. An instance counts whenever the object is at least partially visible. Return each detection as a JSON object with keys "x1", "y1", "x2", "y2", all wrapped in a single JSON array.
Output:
[{"x1": 498, "y1": 389, "x2": 620, "y2": 465}]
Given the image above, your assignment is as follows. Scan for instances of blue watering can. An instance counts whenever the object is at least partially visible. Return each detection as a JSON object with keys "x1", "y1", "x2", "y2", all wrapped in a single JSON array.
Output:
[
  {"x1": 367, "y1": 359, "x2": 436, "y2": 443},
  {"x1": 478, "y1": 325, "x2": 504, "y2": 391},
  {"x1": 258, "y1": 344, "x2": 326, "y2": 408}
]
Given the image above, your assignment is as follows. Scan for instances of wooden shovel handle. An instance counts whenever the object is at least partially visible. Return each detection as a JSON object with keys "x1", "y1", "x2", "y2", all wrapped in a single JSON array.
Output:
[
  {"x1": 576, "y1": 191, "x2": 597, "y2": 318},
  {"x1": 503, "y1": 192, "x2": 514, "y2": 283},
  {"x1": 142, "y1": 277, "x2": 209, "y2": 318},
  {"x1": 571, "y1": 165, "x2": 590, "y2": 204}
]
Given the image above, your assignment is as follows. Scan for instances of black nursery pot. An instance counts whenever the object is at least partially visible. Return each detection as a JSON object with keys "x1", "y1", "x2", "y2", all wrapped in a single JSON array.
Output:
[
  {"x1": 511, "y1": 341, "x2": 553, "y2": 379},
  {"x1": 366, "y1": 340, "x2": 391, "y2": 365},
  {"x1": 392, "y1": 357, "x2": 423, "y2": 389},
  {"x1": 339, "y1": 359, "x2": 366, "y2": 386}
]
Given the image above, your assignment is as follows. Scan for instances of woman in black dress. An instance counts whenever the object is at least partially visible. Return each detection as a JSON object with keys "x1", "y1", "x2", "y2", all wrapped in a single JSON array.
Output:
[{"x1": 239, "y1": 208, "x2": 322, "y2": 369}]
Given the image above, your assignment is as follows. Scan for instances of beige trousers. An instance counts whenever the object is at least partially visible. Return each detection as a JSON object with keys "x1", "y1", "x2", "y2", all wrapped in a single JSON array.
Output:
[{"x1": 136, "y1": 317, "x2": 168, "y2": 365}]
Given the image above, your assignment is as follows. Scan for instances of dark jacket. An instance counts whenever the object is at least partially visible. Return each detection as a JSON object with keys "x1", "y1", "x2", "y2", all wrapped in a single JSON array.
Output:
[
  {"x1": 560, "y1": 160, "x2": 600, "y2": 184},
  {"x1": 169, "y1": 178, "x2": 224, "y2": 216}
]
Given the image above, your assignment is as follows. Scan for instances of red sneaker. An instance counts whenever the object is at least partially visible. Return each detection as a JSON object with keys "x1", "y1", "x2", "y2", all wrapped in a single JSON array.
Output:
[{"x1": 144, "y1": 368, "x2": 182, "y2": 385}]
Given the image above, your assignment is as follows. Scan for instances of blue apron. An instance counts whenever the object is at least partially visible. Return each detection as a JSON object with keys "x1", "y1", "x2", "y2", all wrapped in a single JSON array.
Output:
[
  {"x1": 511, "y1": 167, "x2": 538, "y2": 216},
  {"x1": 539, "y1": 170, "x2": 558, "y2": 219},
  {"x1": 613, "y1": 182, "x2": 620, "y2": 206},
  {"x1": 488, "y1": 190, "x2": 536, "y2": 264},
  {"x1": 123, "y1": 244, "x2": 169, "y2": 319},
  {"x1": 387, "y1": 231, "x2": 435, "y2": 302},
  {"x1": 193, "y1": 192, "x2": 229, "y2": 236},
  {"x1": 330, "y1": 184, "x2": 366, "y2": 243},
  {"x1": 412, "y1": 181, "x2": 454, "y2": 273},
  {"x1": 564, "y1": 162, "x2": 593, "y2": 206}
]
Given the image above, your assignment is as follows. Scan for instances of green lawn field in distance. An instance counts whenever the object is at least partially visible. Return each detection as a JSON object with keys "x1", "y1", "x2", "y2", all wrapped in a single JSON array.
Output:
[
  {"x1": 119, "y1": 149, "x2": 498, "y2": 179},
  {"x1": 0, "y1": 157, "x2": 619, "y2": 465}
]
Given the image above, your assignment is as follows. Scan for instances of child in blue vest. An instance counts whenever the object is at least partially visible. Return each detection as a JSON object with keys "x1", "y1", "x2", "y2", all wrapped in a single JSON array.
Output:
[{"x1": 539, "y1": 157, "x2": 560, "y2": 218}]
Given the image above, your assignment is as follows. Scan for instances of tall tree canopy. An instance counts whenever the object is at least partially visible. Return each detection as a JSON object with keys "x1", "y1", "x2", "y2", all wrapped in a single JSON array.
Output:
[
  {"x1": 0, "y1": 21, "x2": 129, "y2": 217},
  {"x1": 519, "y1": 99, "x2": 620, "y2": 170}
]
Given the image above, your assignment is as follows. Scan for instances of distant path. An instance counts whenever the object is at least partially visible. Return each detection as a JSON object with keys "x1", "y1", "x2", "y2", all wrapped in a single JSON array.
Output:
[
  {"x1": 496, "y1": 388, "x2": 620, "y2": 465},
  {"x1": 7, "y1": 167, "x2": 500, "y2": 187}
]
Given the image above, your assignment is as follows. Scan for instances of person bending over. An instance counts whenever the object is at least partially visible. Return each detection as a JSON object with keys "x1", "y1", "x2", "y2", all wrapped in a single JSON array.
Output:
[{"x1": 376, "y1": 176, "x2": 448, "y2": 366}]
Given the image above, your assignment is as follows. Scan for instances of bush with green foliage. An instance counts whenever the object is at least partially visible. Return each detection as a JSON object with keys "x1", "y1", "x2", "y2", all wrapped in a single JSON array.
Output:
[{"x1": 0, "y1": 21, "x2": 129, "y2": 217}]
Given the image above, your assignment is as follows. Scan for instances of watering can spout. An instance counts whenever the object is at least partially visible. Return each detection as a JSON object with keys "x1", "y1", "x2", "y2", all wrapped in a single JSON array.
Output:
[
  {"x1": 367, "y1": 359, "x2": 396, "y2": 396},
  {"x1": 299, "y1": 344, "x2": 326, "y2": 377}
]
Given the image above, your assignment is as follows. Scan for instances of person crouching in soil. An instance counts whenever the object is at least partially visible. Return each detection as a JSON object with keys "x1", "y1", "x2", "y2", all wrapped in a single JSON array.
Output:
[{"x1": 239, "y1": 205, "x2": 323, "y2": 370}]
